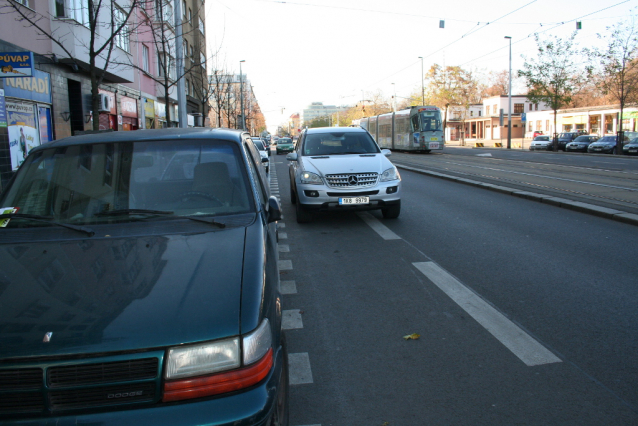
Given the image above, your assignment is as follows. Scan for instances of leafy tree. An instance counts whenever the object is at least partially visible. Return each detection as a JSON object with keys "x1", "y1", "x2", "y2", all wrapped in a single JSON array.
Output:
[
  {"x1": 518, "y1": 32, "x2": 587, "y2": 150},
  {"x1": 588, "y1": 15, "x2": 638, "y2": 153}
]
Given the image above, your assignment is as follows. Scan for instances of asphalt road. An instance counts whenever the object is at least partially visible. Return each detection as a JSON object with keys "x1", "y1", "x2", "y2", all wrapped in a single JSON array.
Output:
[{"x1": 269, "y1": 150, "x2": 638, "y2": 426}]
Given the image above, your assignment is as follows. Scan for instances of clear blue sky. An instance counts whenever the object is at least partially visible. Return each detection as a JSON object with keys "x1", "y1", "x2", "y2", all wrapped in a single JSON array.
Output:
[{"x1": 205, "y1": 0, "x2": 637, "y2": 132}]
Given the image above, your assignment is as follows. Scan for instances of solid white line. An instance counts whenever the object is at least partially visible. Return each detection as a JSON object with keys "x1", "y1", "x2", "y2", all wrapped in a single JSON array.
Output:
[
  {"x1": 282, "y1": 309, "x2": 303, "y2": 329},
  {"x1": 288, "y1": 352, "x2": 314, "y2": 385},
  {"x1": 278, "y1": 260, "x2": 293, "y2": 270},
  {"x1": 356, "y1": 212, "x2": 401, "y2": 240},
  {"x1": 280, "y1": 280, "x2": 297, "y2": 294},
  {"x1": 413, "y1": 262, "x2": 561, "y2": 366}
]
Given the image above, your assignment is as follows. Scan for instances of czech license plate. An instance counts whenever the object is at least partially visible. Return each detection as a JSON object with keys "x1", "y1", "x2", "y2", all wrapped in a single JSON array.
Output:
[
  {"x1": 429, "y1": 142, "x2": 440, "y2": 149},
  {"x1": 339, "y1": 196, "x2": 369, "y2": 205},
  {"x1": 595, "y1": 148, "x2": 602, "y2": 151},
  {"x1": 630, "y1": 149, "x2": 637, "y2": 153}
]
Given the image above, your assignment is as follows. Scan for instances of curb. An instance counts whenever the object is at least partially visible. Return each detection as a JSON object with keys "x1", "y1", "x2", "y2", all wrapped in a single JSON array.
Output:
[{"x1": 395, "y1": 164, "x2": 638, "y2": 227}]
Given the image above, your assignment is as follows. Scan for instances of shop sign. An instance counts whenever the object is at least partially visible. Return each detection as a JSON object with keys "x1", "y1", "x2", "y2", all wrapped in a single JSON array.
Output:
[
  {"x1": 621, "y1": 111, "x2": 638, "y2": 119},
  {"x1": 3, "y1": 69, "x2": 51, "y2": 104},
  {"x1": 144, "y1": 98, "x2": 154, "y2": 117},
  {"x1": 0, "y1": 89, "x2": 7, "y2": 127},
  {"x1": 0, "y1": 52, "x2": 34, "y2": 78},
  {"x1": 121, "y1": 96, "x2": 137, "y2": 118}
]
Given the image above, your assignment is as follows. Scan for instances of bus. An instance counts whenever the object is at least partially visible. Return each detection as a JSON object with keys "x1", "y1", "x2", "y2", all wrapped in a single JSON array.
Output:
[{"x1": 359, "y1": 106, "x2": 444, "y2": 152}]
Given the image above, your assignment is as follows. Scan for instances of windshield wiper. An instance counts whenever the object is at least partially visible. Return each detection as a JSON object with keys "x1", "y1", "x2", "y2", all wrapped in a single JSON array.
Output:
[
  {"x1": 95, "y1": 209, "x2": 225, "y2": 228},
  {"x1": 0, "y1": 213, "x2": 95, "y2": 236},
  {"x1": 94, "y1": 208, "x2": 174, "y2": 217}
]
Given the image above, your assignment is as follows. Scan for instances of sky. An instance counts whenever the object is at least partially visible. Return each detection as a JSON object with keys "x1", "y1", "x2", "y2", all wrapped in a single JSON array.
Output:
[{"x1": 204, "y1": 0, "x2": 638, "y2": 133}]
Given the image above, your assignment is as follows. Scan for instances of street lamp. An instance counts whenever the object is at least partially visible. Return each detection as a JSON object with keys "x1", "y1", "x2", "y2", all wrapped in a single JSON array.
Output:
[
  {"x1": 504, "y1": 36, "x2": 512, "y2": 149},
  {"x1": 418, "y1": 56, "x2": 424, "y2": 105},
  {"x1": 239, "y1": 60, "x2": 245, "y2": 131}
]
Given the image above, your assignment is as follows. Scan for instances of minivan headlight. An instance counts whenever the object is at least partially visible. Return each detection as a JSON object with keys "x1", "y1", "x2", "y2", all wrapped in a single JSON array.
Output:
[
  {"x1": 380, "y1": 166, "x2": 400, "y2": 182},
  {"x1": 165, "y1": 338, "x2": 240, "y2": 380},
  {"x1": 300, "y1": 171, "x2": 323, "y2": 185}
]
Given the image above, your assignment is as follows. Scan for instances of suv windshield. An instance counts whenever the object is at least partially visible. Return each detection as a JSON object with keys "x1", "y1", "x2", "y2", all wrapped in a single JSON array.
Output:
[
  {"x1": 302, "y1": 131, "x2": 380, "y2": 156},
  {"x1": 0, "y1": 140, "x2": 254, "y2": 227}
]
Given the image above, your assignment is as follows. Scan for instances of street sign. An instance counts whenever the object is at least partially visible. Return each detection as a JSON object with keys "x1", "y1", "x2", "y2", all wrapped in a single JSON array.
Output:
[{"x1": 521, "y1": 112, "x2": 526, "y2": 122}]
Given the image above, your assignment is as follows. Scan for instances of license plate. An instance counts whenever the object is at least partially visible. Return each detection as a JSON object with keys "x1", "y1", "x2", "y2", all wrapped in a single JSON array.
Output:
[
  {"x1": 339, "y1": 196, "x2": 369, "y2": 205},
  {"x1": 429, "y1": 142, "x2": 439, "y2": 149},
  {"x1": 430, "y1": 137, "x2": 438, "y2": 141},
  {"x1": 630, "y1": 149, "x2": 637, "y2": 153}
]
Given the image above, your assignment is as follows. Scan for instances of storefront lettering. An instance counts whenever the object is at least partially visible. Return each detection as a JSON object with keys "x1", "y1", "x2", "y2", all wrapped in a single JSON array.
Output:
[
  {"x1": 5, "y1": 75, "x2": 50, "y2": 95},
  {"x1": 1, "y1": 54, "x2": 31, "y2": 63}
]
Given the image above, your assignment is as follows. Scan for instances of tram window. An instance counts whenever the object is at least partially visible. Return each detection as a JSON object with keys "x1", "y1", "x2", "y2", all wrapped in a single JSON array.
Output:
[{"x1": 411, "y1": 115, "x2": 420, "y2": 132}]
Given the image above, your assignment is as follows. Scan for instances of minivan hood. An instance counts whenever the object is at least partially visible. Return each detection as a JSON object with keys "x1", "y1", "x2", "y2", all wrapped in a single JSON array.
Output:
[
  {"x1": 302, "y1": 154, "x2": 390, "y2": 176},
  {"x1": 0, "y1": 228, "x2": 246, "y2": 359}
]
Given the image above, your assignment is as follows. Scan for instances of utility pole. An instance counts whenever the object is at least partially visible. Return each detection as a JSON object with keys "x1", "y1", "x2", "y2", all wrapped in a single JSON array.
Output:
[
  {"x1": 505, "y1": 36, "x2": 512, "y2": 149},
  {"x1": 239, "y1": 60, "x2": 245, "y2": 130},
  {"x1": 175, "y1": 0, "x2": 187, "y2": 127}
]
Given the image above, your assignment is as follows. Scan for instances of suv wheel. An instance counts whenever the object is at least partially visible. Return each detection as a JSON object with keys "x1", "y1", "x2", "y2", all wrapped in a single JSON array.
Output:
[
  {"x1": 295, "y1": 202, "x2": 312, "y2": 223},
  {"x1": 382, "y1": 202, "x2": 401, "y2": 219}
]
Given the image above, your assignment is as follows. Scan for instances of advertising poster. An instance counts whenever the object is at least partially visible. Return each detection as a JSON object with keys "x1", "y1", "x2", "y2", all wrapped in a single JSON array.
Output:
[
  {"x1": 0, "y1": 89, "x2": 7, "y2": 127},
  {"x1": 7, "y1": 100, "x2": 40, "y2": 171}
]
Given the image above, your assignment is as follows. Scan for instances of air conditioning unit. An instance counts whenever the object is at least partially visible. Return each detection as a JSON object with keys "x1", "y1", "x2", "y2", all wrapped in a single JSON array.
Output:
[{"x1": 98, "y1": 93, "x2": 110, "y2": 112}]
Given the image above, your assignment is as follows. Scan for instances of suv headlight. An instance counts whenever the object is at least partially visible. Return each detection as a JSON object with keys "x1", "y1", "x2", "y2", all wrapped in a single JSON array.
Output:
[
  {"x1": 380, "y1": 166, "x2": 400, "y2": 182},
  {"x1": 300, "y1": 171, "x2": 323, "y2": 185}
]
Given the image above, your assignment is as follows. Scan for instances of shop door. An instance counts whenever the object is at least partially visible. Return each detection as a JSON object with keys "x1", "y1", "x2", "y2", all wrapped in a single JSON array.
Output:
[{"x1": 38, "y1": 106, "x2": 52, "y2": 143}]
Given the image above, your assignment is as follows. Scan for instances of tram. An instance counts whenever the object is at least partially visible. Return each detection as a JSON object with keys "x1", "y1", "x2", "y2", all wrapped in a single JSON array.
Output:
[{"x1": 359, "y1": 106, "x2": 444, "y2": 152}]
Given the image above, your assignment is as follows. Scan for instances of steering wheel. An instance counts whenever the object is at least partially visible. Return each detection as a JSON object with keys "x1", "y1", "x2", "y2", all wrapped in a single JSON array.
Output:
[{"x1": 175, "y1": 191, "x2": 223, "y2": 207}]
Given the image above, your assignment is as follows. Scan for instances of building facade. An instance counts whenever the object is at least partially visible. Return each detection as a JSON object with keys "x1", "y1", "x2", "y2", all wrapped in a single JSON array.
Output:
[{"x1": 302, "y1": 102, "x2": 349, "y2": 124}]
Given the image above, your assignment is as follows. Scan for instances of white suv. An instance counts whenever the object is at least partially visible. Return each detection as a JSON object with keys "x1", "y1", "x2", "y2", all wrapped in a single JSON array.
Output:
[{"x1": 287, "y1": 127, "x2": 401, "y2": 223}]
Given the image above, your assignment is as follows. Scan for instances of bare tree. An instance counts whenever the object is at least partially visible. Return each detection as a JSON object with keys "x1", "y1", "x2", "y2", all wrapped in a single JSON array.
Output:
[{"x1": 1, "y1": 0, "x2": 144, "y2": 131}]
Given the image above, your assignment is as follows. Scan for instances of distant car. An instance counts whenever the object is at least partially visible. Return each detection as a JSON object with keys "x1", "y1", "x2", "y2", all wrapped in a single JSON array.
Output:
[
  {"x1": 276, "y1": 138, "x2": 294, "y2": 155},
  {"x1": 533, "y1": 131, "x2": 544, "y2": 138},
  {"x1": 587, "y1": 135, "x2": 628, "y2": 154},
  {"x1": 251, "y1": 137, "x2": 270, "y2": 172},
  {"x1": 0, "y1": 128, "x2": 288, "y2": 425},
  {"x1": 557, "y1": 132, "x2": 580, "y2": 151},
  {"x1": 566, "y1": 135, "x2": 599, "y2": 152},
  {"x1": 529, "y1": 135, "x2": 552, "y2": 151},
  {"x1": 287, "y1": 127, "x2": 401, "y2": 223},
  {"x1": 623, "y1": 137, "x2": 638, "y2": 155}
]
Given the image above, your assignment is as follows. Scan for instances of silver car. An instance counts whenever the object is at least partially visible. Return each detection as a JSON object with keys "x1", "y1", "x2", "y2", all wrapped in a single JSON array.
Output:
[
  {"x1": 529, "y1": 135, "x2": 552, "y2": 151},
  {"x1": 287, "y1": 127, "x2": 401, "y2": 223}
]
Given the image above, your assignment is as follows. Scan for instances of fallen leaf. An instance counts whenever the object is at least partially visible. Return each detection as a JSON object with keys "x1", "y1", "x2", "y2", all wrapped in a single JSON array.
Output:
[{"x1": 403, "y1": 333, "x2": 420, "y2": 340}]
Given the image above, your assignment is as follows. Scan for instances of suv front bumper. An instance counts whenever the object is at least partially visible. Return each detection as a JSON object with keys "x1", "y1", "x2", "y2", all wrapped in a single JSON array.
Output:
[{"x1": 295, "y1": 180, "x2": 401, "y2": 211}]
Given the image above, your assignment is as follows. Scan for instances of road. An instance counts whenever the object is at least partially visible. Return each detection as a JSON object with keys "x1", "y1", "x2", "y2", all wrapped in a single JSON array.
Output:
[{"x1": 268, "y1": 148, "x2": 638, "y2": 426}]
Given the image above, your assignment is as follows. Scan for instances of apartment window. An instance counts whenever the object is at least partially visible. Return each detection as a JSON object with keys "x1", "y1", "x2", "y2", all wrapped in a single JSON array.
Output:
[
  {"x1": 186, "y1": 79, "x2": 190, "y2": 96},
  {"x1": 182, "y1": 0, "x2": 186, "y2": 16},
  {"x1": 200, "y1": 52, "x2": 206, "y2": 69},
  {"x1": 158, "y1": 54, "x2": 174, "y2": 79},
  {"x1": 56, "y1": 0, "x2": 89, "y2": 25},
  {"x1": 184, "y1": 40, "x2": 188, "y2": 60},
  {"x1": 189, "y1": 8, "x2": 192, "y2": 23},
  {"x1": 546, "y1": 120, "x2": 550, "y2": 131},
  {"x1": 190, "y1": 46, "x2": 194, "y2": 60},
  {"x1": 528, "y1": 123, "x2": 532, "y2": 132},
  {"x1": 142, "y1": 44, "x2": 150, "y2": 72},
  {"x1": 514, "y1": 103, "x2": 524, "y2": 114},
  {"x1": 536, "y1": 120, "x2": 541, "y2": 131},
  {"x1": 492, "y1": 105, "x2": 497, "y2": 115},
  {"x1": 114, "y1": 7, "x2": 130, "y2": 52},
  {"x1": 535, "y1": 103, "x2": 539, "y2": 111},
  {"x1": 199, "y1": 17, "x2": 205, "y2": 34},
  {"x1": 470, "y1": 111, "x2": 473, "y2": 116},
  {"x1": 529, "y1": 103, "x2": 532, "y2": 111}
]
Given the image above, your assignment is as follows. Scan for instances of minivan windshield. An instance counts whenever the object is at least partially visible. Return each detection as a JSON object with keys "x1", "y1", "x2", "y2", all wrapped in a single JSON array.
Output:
[
  {"x1": 0, "y1": 140, "x2": 254, "y2": 227},
  {"x1": 302, "y1": 132, "x2": 380, "y2": 156}
]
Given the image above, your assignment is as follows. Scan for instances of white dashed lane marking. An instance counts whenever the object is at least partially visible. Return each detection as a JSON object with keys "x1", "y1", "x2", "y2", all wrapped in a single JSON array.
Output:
[
  {"x1": 413, "y1": 261, "x2": 562, "y2": 367},
  {"x1": 278, "y1": 222, "x2": 285, "y2": 228},
  {"x1": 280, "y1": 280, "x2": 297, "y2": 294},
  {"x1": 279, "y1": 260, "x2": 292, "y2": 270},
  {"x1": 278, "y1": 244, "x2": 290, "y2": 253},
  {"x1": 279, "y1": 232, "x2": 288, "y2": 239},
  {"x1": 356, "y1": 212, "x2": 401, "y2": 240},
  {"x1": 288, "y1": 353, "x2": 314, "y2": 385},
  {"x1": 282, "y1": 309, "x2": 303, "y2": 330}
]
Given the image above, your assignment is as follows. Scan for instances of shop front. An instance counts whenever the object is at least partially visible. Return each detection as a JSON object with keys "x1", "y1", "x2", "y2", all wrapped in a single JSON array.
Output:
[
  {"x1": 143, "y1": 98, "x2": 155, "y2": 129},
  {"x1": 3, "y1": 68, "x2": 52, "y2": 172},
  {"x1": 98, "y1": 88, "x2": 117, "y2": 131},
  {"x1": 120, "y1": 95, "x2": 138, "y2": 130}
]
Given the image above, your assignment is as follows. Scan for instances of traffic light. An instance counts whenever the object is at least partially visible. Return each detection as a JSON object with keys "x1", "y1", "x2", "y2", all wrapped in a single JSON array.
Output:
[
  {"x1": 439, "y1": 20, "x2": 445, "y2": 29},
  {"x1": 576, "y1": 21, "x2": 582, "y2": 30}
]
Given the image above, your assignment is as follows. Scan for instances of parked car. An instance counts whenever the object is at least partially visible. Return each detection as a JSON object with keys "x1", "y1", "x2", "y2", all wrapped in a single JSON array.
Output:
[
  {"x1": 533, "y1": 130, "x2": 544, "y2": 138},
  {"x1": 287, "y1": 127, "x2": 401, "y2": 223},
  {"x1": 529, "y1": 135, "x2": 552, "y2": 151},
  {"x1": 0, "y1": 128, "x2": 288, "y2": 425},
  {"x1": 622, "y1": 137, "x2": 638, "y2": 155},
  {"x1": 557, "y1": 132, "x2": 581, "y2": 151},
  {"x1": 566, "y1": 135, "x2": 599, "y2": 152},
  {"x1": 276, "y1": 137, "x2": 294, "y2": 155},
  {"x1": 251, "y1": 137, "x2": 270, "y2": 173},
  {"x1": 587, "y1": 134, "x2": 629, "y2": 154}
]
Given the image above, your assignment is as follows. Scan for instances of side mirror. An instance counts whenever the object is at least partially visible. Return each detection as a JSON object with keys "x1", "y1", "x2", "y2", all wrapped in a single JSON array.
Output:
[
  {"x1": 381, "y1": 149, "x2": 391, "y2": 157},
  {"x1": 267, "y1": 196, "x2": 282, "y2": 223},
  {"x1": 286, "y1": 152, "x2": 298, "y2": 161}
]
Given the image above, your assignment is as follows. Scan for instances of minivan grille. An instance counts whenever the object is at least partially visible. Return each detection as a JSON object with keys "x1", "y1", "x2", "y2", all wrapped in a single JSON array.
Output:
[
  {"x1": 325, "y1": 172, "x2": 378, "y2": 188},
  {"x1": 0, "y1": 357, "x2": 160, "y2": 417}
]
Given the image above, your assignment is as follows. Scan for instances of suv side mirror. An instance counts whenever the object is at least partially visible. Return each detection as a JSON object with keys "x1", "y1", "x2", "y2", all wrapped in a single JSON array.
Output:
[
  {"x1": 267, "y1": 196, "x2": 282, "y2": 223},
  {"x1": 381, "y1": 149, "x2": 391, "y2": 157}
]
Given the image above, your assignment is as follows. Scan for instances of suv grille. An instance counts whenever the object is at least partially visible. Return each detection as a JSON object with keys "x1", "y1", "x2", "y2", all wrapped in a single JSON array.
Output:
[
  {"x1": 325, "y1": 172, "x2": 378, "y2": 188},
  {"x1": 0, "y1": 357, "x2": 159, "y2": 417}
]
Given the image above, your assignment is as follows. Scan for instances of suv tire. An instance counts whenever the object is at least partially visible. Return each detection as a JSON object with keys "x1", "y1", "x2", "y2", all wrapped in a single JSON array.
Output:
[{"x1": 382, "y1": 202, "x2": 401, "y2": 219}]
